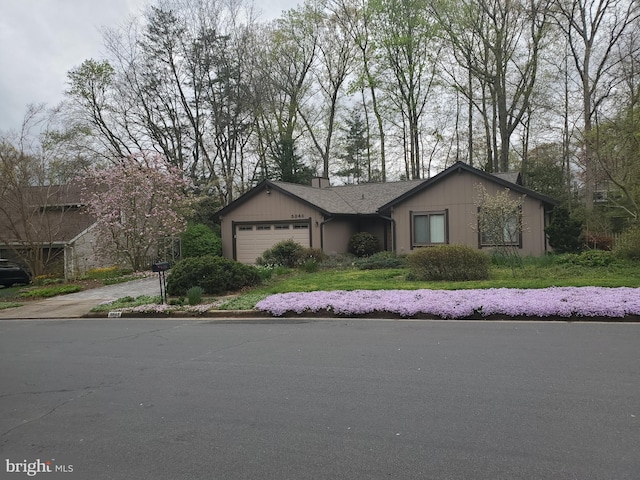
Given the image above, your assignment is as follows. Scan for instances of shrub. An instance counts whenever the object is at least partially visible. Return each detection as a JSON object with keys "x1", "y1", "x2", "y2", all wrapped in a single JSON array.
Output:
[
  {"x1": 348, "y1": 232, "x2": 381, "y2": 257},
  {"x1": 613, "y1": 226, "x2": 640, "y2": 261},
  {"x1": 181, "y1": 223, "x2": 222, "y2": 258},
  {"x1": 321, "y1": 253, "x2": 357, "y2": 269},
  {"x1": 301, "y1": 259, "x2": 320, "y2": 273},
  {"x1": 354, "y1": 251, "x2": 407, "y2": 270},
  {"x1": 545, "y1": 207, "x2": 584, "y2": 254},
  {"x1": 585, "y1": 234, "x2": 614, "y2": 251},
  {"x1": 33, "y1": 274, "x2": 63, "y2": 286},
  {"x1": 84, "y1": 266, "x2": 133, "y2": 280},
  {"x1": 555, "y1": 250, "x2": 617, "y2": 267},
  {"x1": 186, "y1": 286, "x2": 204, "y2": 305},
  {"x1": 257, "y1": 240, "x2": 305, "y2": 268},
  {"x1": 407, "y1": 245, "x2": 490, "y2": 281},
  {"x1": 166, "y1": 256, "x2": 261, "y2": 296},
  {"x1": 298, "y1": 247, "x2": 327, "y2": 264},
  {"x1": 34, "y1": 276, "x2": 64, "y2": 286},
  {"x1": 84, "y1": 266, "x2": 120, "y2": 279}
]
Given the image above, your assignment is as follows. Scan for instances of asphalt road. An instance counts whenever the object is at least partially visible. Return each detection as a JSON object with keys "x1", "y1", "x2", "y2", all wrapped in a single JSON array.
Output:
[{"x1": 1, "y1": 319, "x2": 638, "y2": 480}]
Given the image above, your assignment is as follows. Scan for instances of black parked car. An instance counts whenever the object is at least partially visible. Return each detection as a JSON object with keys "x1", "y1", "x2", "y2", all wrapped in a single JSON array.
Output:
[{"x1": 0, "y1": 260, "x2": 31, "y2": 287}]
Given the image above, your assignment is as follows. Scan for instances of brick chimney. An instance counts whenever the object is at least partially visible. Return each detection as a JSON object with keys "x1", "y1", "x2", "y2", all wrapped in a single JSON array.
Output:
[{"x1": 311, "y1": 177, "x2": 330, "y2": 188}]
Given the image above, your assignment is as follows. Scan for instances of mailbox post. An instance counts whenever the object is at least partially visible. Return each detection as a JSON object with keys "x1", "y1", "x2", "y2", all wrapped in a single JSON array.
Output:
[{"x1": 152, "y1": 261, "x2": 170, "y2": 304}]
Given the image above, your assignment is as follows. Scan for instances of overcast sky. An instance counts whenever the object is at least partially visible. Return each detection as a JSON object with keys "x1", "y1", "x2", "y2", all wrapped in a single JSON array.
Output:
[{"x1": 0, "y1": 0, "x2": 297, "y2": 134}]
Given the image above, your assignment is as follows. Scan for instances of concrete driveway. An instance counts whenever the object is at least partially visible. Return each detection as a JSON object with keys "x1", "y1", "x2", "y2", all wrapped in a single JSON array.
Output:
[{"x1": 0, "y1": 277, "x2": 162, "y2": 319}]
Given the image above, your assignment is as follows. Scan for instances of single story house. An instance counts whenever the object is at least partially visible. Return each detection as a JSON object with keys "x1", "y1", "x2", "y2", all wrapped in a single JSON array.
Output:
[
  {"x1": 0, "y1": 184, "x2": 100, "y2": 279},
  {"x1": 216, "y1": 161, "x2": 558, "y2": 264}
]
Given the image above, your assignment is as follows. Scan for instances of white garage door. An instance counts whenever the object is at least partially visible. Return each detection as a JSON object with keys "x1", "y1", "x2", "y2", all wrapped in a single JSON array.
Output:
[{"x1": 235, "y1": 222, "x2": 311, "y2": 264}]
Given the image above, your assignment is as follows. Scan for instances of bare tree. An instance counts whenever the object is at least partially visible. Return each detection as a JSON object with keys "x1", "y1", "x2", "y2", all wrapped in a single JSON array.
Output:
[
  {"x1": 0, "y1": 107, "x2": 90, "y2": 276},
  {"x1": 552, "y1": 0, "x2": 640, "y2": 208},
  {"x1": 298, "y1": 0, "x2": 355, "y2": 178},
  {"x1": 371, "y1": 0, "x2": 439, "y2": 179},
  {"x1": 432, "y1": 0, "x2": 553, "y2": 172}
]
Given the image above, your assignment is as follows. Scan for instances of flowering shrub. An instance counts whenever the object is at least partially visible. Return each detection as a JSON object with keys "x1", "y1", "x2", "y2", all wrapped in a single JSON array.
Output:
[
  {"x1": 114, "y1": 301, "x2": 223, "y2": 314},
  {"x1": 255, "y1": 287, "x2": 640, "y2": 319},
  {"x1": 81, "y1": 153, "x2": 192, "y2": 271}
]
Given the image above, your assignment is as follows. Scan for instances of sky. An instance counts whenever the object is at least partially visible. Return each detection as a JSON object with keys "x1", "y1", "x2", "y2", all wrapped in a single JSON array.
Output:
[{"x1": 0, "y1": 0, "x2": 297, "y2": 134}]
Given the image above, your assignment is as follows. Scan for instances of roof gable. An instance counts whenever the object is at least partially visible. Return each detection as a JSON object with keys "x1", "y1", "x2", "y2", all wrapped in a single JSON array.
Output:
[{"x1": 379, "y1": 162, "x2": 557, "y2": 211}]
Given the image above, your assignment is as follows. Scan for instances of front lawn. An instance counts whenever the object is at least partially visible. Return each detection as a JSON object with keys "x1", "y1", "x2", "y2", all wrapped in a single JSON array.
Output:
[
  {"x1": 251, "y1": 261, "x2": 640, "y2": 294},
  {"x1": 87, "y1": 254, "x2": 640, "y2": 318},
  {"x1": 225, "y1": 255, "x2": 640, "y2": 311}
]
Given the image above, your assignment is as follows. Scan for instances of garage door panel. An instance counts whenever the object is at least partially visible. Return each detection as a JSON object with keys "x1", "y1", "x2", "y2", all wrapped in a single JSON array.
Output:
[{"x1": 235, "y1": 223, "x2": 310, "y2": 264}]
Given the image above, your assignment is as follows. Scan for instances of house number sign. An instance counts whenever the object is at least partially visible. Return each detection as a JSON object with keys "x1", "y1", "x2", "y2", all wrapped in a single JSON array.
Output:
[{"x1": 291, "y1": 214, "x2": 306, "y2": 218}]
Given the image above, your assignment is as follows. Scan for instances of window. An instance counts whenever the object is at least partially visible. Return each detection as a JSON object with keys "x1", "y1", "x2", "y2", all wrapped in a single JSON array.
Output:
[
  {"x1": 293, "y1": 224, "x2": 309, "y2": 230},
  {"x1": 256, "y1": 225, "x2": 271, "y2": 231},
  {"x1": 411, "y1": 211, "x2": 447, "y2": 247},
  {"x1": 274, "y1": 224, "x2": 290, "y2": 230},
  {"x1": 238, "y1": 225, "x2": 253, "y2": 231},
  {"x1": 479, "y1": 211, "x2": 521, "y2": 247}
]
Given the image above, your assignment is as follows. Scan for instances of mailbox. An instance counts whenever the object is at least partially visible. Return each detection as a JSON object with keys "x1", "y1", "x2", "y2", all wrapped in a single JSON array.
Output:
[{"x1": 152, "y1": 261, "x2": 170, "y2": 272}]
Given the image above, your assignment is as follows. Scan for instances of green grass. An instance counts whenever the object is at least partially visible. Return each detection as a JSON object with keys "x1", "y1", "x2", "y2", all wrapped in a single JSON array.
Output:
[
  {"x1": 218, "y1": 293, "x2": 270, "y2": 310},
  {"x1": 0, "y1": 301, "x2": 23, "y2": 310},
  {"x1": 0, "y1": 286, "x2": 24, "y2": 299},
  {"x1": 18, "y1": 285, "x2": 83, "y2": 298}
]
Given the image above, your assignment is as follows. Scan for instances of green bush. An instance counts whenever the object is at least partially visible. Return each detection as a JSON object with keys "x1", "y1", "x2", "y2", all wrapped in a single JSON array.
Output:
[
  {"x1": 348, "y1": 232, "x2": 381, "y2": 257},
  {"x1": 555, "y1": 250, "x2": 617, "y2": 267},
  {"x1": 545, "y1": 207, "x2": 584, "y2": 254},
  {"x1": 407, "y1": 245, "x2": 490, "y2": 281},
  {"x1": 321, "y1": 253, "x2": 357, "y2": 269},
  {"x1": 186, "y1": 286, "x2": 204, "y2": 305},
  {"x1": 355, "y1": 251, "x2": 407, "y2": 270},
  {"x1": 298, "y1": 247, "x2": 327, "y2": 264},
  {"x1": 257, "y1": 240, "x2": 305, "y2": 268},
  {"x1": 181, "y1": 223, "x2": 222, "y2": 258},
  {"x1": 613, "y1": 226, "x2": 640, "y2": 261},
  {"x1": 166, "y1": 256, "x2": 261, "y2": 296},
  {"x1": 301, "y1": 259, "x2": 320, "y2": 273}
]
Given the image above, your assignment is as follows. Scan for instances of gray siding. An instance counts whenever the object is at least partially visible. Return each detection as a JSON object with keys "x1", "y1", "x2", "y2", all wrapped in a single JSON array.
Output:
[
  {"x1": 392, "y1": 170, "x2": 548, "y2": 256},
  {"x1": 219, "y1": 188, "x2": 324, "y2": 260}
]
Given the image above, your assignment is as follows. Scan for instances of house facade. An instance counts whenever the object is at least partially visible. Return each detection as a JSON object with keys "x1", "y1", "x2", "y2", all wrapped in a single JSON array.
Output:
[
  {"x1": 216, "y1": 162, "x2": 557, "y2": 264},
  {"x1": 0, "y1": 184, "x2": 101, "y2": 279}
]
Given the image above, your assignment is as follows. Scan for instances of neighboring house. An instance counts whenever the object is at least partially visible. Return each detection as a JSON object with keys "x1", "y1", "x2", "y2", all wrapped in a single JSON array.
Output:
[
  {"x1": 0, "y1": 184, "x2": 100, "y2": 279},
  {"x1": 216, "y1": 161, "x2": 558, "y2": 264}
]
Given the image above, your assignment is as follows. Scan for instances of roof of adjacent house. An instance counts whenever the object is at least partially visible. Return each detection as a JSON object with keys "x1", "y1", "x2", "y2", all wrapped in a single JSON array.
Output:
[
  {"x1": 216, "y1": 161, "x2": 558, "y2": 218},
  {"x1": 0, "y1": 184, "x2": 96, "y2": 245}
]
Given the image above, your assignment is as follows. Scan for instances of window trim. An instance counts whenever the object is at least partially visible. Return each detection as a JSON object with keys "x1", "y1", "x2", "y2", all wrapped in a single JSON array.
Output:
[{"x1": 410, "y1": 210, "x2": 449, "y2": 248}]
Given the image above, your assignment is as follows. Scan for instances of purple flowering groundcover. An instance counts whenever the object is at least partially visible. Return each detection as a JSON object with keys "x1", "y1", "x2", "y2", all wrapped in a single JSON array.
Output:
[{"x1": 254, "y1": 287, "x2": 640, "y2": 319}]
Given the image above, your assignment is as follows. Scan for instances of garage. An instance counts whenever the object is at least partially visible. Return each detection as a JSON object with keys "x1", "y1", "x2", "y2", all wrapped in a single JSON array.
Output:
[{"x1": 234, "y1": 221, "x2": 311, "y2": 264}]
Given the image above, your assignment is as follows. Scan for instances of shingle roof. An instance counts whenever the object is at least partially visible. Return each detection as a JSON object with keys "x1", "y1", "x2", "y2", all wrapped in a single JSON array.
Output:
[
  {"x1": 217, "y1": 161, "x2": 557, "y2": 218},
  {"x1": 272, "y1": 179, "x2": 425, "y2": 214}
]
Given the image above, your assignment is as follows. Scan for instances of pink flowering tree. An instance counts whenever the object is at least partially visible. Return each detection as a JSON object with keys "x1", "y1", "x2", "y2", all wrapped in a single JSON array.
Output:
[{"x1": 81, "y1": 153, "x2": 192, "y2": 271}]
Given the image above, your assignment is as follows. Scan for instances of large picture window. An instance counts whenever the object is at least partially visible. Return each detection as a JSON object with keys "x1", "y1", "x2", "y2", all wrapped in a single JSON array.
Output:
[{"x1": 411, "y1": 211, "x2": 447, "y2": 247}]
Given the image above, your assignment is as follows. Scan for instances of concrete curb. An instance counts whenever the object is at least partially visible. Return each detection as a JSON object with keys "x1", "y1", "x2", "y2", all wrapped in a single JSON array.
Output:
[{"x1": 79, "y1": 309, "x2": 640, "y2": 322}]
